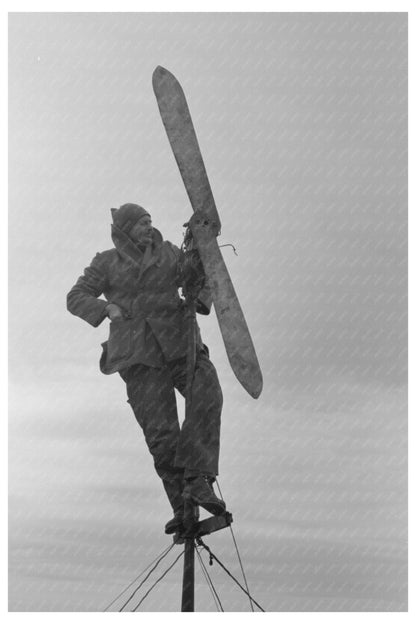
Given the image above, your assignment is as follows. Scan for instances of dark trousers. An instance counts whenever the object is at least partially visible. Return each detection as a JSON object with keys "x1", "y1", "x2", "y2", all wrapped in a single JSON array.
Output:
[{"x1": 121, "y1": 348, "x2": 223, "y2": 484}]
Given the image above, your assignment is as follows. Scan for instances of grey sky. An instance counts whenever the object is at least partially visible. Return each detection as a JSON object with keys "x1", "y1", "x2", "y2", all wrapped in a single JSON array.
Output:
[{"x1": 9, "y1": 13, "x2": 407, "y2": 611}]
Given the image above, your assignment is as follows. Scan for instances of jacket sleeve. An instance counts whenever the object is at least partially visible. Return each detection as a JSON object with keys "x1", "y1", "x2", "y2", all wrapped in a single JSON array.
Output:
[{"x1": 67, "y1": 253, "x2": 109, "y2": 327}]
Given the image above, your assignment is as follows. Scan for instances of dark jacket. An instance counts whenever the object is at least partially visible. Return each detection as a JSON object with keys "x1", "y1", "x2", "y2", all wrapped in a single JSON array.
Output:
[{"x1": 67, "y1": 225, "x2": 211, "y2": 373}]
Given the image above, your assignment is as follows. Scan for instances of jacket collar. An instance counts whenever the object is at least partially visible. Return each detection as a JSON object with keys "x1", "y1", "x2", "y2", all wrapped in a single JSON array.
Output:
[{"x1": 111, "y1": 225, "x2": 164, "y2": 276}]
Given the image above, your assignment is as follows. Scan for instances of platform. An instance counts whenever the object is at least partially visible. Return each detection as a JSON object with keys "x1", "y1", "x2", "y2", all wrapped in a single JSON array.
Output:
[{"x1": 173, "y1": 511, "x2": 233, "y2": 544}]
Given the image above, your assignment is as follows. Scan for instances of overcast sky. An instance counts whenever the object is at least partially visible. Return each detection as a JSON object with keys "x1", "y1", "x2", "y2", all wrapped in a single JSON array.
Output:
[{"x1": 9, "y1": 12, "x2": 407, "y2": 612}]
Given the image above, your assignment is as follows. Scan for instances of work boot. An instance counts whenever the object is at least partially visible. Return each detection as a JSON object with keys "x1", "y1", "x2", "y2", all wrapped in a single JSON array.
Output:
[
  {"x1": 162, "y1": 477, "x2": 185, "y2": 535},
  {"x1": 165, "y1": 510, "x2": 184, "y2": 535},
  {"x1": 185, "y1": 475, "x2": 226, "y2": 516}
]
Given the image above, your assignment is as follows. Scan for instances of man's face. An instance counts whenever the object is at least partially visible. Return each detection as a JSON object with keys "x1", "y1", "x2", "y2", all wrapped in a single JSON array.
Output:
[{"x1": 129, "y1": 215, "x2": 153, "y2": 246}]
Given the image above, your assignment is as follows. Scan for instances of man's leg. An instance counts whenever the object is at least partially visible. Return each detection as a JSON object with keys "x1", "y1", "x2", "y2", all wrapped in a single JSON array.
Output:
[
  {"x1": 121, "y1": 364, "x2": 185, "y2": 532},
  {"x1": 169, "y1": 348, "x2": 226, "y2": 514}
]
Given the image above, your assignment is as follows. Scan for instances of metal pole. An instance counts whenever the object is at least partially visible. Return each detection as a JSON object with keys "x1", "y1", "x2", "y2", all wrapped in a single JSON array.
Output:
[
  {"x1": 180, "y1": 244, "x2": 199, "y2": 612},
  {"x1": 181, "y1": 536, "x2": 195, "y2": 611},
  {"x1": 184, "y1": 298, "x2": 196, "y2": 415}
]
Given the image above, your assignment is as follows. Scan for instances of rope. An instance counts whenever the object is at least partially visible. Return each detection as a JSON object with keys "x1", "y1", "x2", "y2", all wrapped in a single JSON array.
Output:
[
  {"x1": 197, "y1": 539, "x2": 266, "y2": 612},
  {"x1": 215, "y1": 478, "x2": 254, "y2": 611},
  {"x1": 103, "y1": 543, "x2": 174, "y2": 611},
  {"x1": 118, "y1": 543, "x2": 175, "y2": 612},
  {"x1": 196, "y1": 546, "x2": 224, "y2": 612},
  {"x1": 131, "y1": 549, "x2": 185, "y2": 611}
]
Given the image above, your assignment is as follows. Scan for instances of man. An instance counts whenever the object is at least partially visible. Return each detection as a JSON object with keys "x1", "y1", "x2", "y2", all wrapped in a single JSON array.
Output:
[{"x1": 67, "y1": 203, "x2": 226, "y2": 534}]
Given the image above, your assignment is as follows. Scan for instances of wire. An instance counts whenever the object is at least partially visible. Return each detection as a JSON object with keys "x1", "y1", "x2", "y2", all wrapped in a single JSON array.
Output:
[
  {"x1": 196, "y1": 547, "x2": 224, "y2": 612},
  {"x1": 131, "y1": 549, "x2": 185, "y2": 611},
  {"x1": 118, "y1": 543, "x2": 176, "y2": 612},
  {"x1": 214, "y1": 478, "x2": 254, "y2": 612},
  {"x1": 196, "y1": 548, "x2": 218, "y2": 611},
  {"x1": 197, "y1": 539, "x2": 266, "y2": 612},
  {"x1": 219, "y1": 243, "x2": 238, "y2": 255},
  {"x1": 103, "y1": 543, "x2": 174, "y2": 612}
]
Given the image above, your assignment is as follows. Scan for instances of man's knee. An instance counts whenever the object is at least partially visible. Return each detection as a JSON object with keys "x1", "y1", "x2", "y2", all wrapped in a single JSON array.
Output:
[
  {"x1": 153, "y1": 461, "x2": 184, "y2": 482},
  {"x1": 194, "y1": 354, "x2": 223, "y2": 410}
]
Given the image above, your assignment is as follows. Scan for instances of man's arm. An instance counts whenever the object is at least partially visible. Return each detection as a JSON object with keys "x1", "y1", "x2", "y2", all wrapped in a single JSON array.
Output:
[
  {"x1": 195, "y1": 281, "x2": 212, "y2": 315},
  {"x1": 67, "y1": 253, "x2": 111, "y2": 327},
  {"x1": 170, "y1": 241, "x2": 213, "y2": 315}
]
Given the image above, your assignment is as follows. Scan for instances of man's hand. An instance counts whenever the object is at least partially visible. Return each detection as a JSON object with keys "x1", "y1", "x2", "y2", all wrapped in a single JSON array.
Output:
[{"x1": 105, "y1": 303, "x2": 124, "y2": 321}]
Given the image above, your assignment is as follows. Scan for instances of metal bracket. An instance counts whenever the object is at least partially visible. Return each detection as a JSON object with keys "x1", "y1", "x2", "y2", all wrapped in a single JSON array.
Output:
[{"x1": 173, "y1": 510, "x2": 233, "y2": 544}]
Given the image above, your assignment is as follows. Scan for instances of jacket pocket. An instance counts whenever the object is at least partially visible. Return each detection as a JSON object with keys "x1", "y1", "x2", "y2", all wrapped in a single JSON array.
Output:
[{"x1": 107, "y1": 318, "x2": 134, "y2": 364}]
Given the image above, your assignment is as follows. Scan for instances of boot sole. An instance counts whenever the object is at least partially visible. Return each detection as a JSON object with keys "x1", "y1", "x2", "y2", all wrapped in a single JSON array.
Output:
[
  {"x1": 165, "y1": 520, "x2": 184, "y2": 535},
  {"x1": 190, "y1": 497, "x2": 226, "y2": 516}
]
